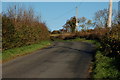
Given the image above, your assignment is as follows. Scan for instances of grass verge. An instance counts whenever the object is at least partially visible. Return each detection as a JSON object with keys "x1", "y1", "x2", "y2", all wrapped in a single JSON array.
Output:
[
  {"x1": 54, "y1": 38, "x2": 89, "y2": 42},
  {"x1": 55, "y1": 38, "x2": 100, "y2": 47},
  {"x1": 2, "y1": 41, "x2": 52, "y2": 62},
  {"x1": 93, "y1": 51, "x2": 120, "y2": 78}
]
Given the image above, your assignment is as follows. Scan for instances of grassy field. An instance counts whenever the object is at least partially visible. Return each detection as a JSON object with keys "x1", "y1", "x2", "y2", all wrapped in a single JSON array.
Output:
[{"x1": 2, "y1": 41, "x2": 52, "y2": 62}]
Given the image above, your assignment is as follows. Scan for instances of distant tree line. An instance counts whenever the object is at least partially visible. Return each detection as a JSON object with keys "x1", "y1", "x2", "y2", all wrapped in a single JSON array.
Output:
[
  {"x1": 51, "y1": 8, "x2": 119, "y2": 34},
  {"x1": 2, "y1": 5, "x2": 50, "y2": 50},
  {"x1": 51, "y1": 16, "x2": 93, "y2": 33}
]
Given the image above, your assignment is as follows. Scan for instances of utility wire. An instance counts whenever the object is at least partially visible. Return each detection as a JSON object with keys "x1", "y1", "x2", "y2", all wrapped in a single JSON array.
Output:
[
  {"x1": 48, "y1": 7, "x2": 75, "y2": 22},
  {"x1": 48, "y1": 1, "x2": 83, "y2": 23}
]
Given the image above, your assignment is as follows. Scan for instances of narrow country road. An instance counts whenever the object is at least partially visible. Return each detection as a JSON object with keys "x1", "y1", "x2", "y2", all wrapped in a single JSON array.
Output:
[{"x1": 3, "y1": 41, "x2": 96, "y2": 78}]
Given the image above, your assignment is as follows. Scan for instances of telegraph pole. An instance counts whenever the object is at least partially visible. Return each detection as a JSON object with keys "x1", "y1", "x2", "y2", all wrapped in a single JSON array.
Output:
[
  {"x1": 107, "y1": 0, "x2": 112, "y2": 28},
  {"x1": 76, "y1": 6, "x2": 78, "y2": 31}
]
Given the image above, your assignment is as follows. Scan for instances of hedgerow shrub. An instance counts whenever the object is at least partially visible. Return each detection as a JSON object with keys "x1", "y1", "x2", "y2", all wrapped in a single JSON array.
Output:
[
  {"x1": 99, "y1": 24, "x2": 120, "y2": 56},
  {"x1": 2, "y1": 5, "x2": 50, "y2": 50},
  {"x1": 76, "y1": 24, "x2": 120, "y2": 56}
]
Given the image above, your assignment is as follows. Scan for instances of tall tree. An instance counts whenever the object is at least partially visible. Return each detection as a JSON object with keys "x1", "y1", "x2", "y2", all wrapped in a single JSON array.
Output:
[{"x1": 63, "y1": 16, "x2": 76, "y2": 33}]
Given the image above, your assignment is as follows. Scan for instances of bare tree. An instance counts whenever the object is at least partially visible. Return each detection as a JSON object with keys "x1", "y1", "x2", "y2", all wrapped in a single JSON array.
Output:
[
  {"x1": 86, "y1": 20, "x2": 93, "y2": 30},
  {"x1": 78, "y1": 17, "x2": 87, "y2": 30},
  {"x1": 94, "y1": 9, "x2": 108, "y2": 28},
  {"x1": 94, "y1": 8, "x2": 117, "y2": 28},
  {"x1": 78, "y1": 17, "x2": 93, "y2": 30}
]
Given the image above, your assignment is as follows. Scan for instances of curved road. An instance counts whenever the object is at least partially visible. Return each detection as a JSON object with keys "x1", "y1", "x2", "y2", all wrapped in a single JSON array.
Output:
[{"x1": 3, "y1": 41, "x2": 96, "y2": 78}]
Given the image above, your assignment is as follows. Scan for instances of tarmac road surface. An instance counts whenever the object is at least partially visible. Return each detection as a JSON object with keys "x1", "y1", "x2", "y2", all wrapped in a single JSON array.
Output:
[{"x1": 2, "y1": 41, "x2": 96, "y2": 78}]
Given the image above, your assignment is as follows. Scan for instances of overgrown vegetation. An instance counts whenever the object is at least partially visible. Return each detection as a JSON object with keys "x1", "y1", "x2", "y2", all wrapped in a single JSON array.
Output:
[{"x1": 2, "y1": 5, "x2": 50, "y2": 50}]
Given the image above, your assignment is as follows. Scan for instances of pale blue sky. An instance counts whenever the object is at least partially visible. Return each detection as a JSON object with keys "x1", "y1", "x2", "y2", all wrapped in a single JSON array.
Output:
[
  {"x1": 1, "y1": 0, "x2": 120, "y2": 2},
  {"x1": 2, "y1": 2, "x2": 118, "y2": 31}
]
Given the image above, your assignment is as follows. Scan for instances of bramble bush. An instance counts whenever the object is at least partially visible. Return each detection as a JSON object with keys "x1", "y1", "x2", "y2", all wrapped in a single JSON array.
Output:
[{"x1": 100, "y1": 24, "x2": 120, "y2": 56}]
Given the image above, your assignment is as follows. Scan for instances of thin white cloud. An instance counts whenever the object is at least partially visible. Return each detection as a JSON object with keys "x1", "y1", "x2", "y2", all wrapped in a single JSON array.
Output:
[{"x1": 1, "y1": 0, "x2": 120, "y2": 2}]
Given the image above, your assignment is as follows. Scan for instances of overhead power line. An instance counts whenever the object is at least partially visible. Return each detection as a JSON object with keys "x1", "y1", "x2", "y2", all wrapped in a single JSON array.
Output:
[
  {"x1": 48, "y1": 7, "x2": 75, "y2": 23},
  {"x1": 48, "y1": 1, "x2": 83, "y2": 23}
]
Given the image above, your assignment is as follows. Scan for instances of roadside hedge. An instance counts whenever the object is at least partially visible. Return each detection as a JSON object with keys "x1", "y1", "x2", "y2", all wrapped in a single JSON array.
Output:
[
  {"x1": 76, "y1": 24, "x2": 120, "y2": 56},
  {"x1": 75, "y1": 24, "x2": 120, "y2": 78},
  {"x1": 2, "y1": 6, "x2": 50, "y2": 50}
]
